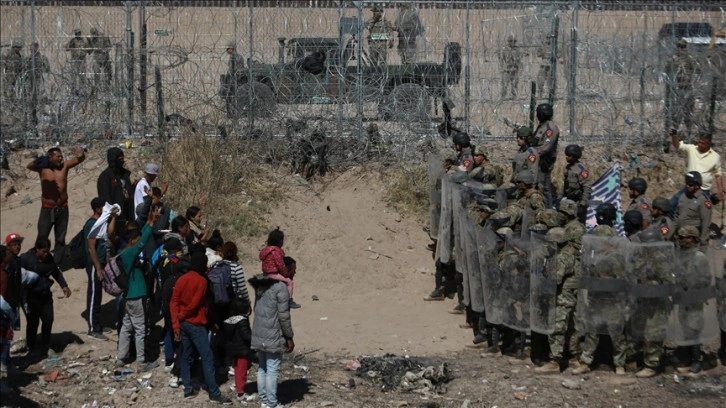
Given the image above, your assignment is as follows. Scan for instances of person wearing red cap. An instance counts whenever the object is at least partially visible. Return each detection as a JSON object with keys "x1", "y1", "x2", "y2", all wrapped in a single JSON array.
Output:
[{"x1": 27, "y1": 147, "x2": 86, "y2": 260}]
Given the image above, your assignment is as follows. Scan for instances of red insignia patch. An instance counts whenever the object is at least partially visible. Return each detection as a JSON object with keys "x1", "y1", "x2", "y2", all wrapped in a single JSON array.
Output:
[
  {"x1": 545, "y1": 129, "x2": 553, "y2": 137},
  {"x1": 660, "y1": 226, "x2": 669, "y2": 235},
  {"x1": 580, "y1": 170, "x2": 588, "y2": 179},
  {"x1": 705, "y1": 200, "x2": 712, "y2": 209},
  {"x1": 528, "y1": 154, "x2": 536, "y2": 163},
  {"x1": 463, "y1": 159, "x2": 471, "y2": 169},
  {"x1": 640, "y1": 202, "x2": 649, "y2": 209}
]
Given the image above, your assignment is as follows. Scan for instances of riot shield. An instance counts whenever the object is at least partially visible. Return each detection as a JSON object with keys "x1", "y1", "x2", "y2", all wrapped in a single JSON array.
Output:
[
  {"x1": 520, "y1": 204, "x2": 535, "y2": 239},
  {"x1": 476, "y1": 225, "x2": 504, "y2": 324},
  {"x1": 462, "y1": 193, "x2": 485, "y2": 313},
  {"x1": 626, "y1": 241, "x2": 676, "y2": 342},
  {"x1": 451, "y1": 182, "x2": 466, "y2": 274},
  {"x1": 577, "y1": 235, "x2": 629, "y2": 336},
  {"x1": 427, "y1": 159, "x2": 444, "y2": 240},
  {"x1": 435, "y1": 176, "x2": 453, "y2": 263},
  {"x1": 529, "y1": 233, "x2": 558, "y2": 334},
  {"x1": 500, "y1": 236, "x2": 531, "y2": 332},
  {"x1": 713, "y1": 245, "x2": 726, "y2": 332},
  {"x1": 494, "y1": 187, "x2": 509, "y2": 214},
  {"x1": 666, "y1": 247, "x2": 719, "y2": 346}
]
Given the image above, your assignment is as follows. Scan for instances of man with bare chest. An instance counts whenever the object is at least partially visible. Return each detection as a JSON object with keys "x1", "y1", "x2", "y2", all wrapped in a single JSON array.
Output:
[{"x1": 27, "y1": 147, "x2": 85, "y2": 258}]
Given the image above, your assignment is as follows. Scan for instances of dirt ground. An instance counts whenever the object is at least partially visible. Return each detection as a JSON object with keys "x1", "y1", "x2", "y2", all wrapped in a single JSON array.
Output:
[{"x1": 1, "y1": 141, "x2": 726, "y2": 408}]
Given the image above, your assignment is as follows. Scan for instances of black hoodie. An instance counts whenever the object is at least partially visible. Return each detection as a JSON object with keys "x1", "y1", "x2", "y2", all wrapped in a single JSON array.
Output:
[{"x1": 97, "y1": 147, "x2": 134, "y2": 221}]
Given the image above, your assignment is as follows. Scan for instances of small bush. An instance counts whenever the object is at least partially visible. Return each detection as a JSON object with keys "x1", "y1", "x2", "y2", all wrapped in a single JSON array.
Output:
[{"x1": 381, "y1": 163, "x2": 429, "y2": 222}]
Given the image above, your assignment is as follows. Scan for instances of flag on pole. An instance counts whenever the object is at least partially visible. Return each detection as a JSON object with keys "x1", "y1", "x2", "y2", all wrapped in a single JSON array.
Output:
[{"x1": 586, "y1": 162, "x2": 625, "y2": 236}]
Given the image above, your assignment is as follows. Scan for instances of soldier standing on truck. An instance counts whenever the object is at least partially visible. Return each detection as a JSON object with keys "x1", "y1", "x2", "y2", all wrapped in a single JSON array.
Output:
[
  {"x1": 66, "y1": 29, "x2": 88, "y2": 95},
  {"x1": 665, "y1": 39, "x2": 697, "y2": 138},
  {"x1": 365, "y1": 5, "x2": 394, "y2": 66},
  {"x1": 499, "y1": 35, "x2": 522, "y2": 99},
  {"x1": 87, "y1": 28, "x2": 112, "y2": 91},
  {"x1": 394, "y1": 3, "x2": 424, "y2": 65}
]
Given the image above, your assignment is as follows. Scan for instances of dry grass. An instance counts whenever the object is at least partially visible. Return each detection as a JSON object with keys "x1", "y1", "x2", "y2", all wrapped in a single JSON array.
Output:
[
  {"x1": 380, "y1": 163, "x2": 429, "y2": 223},
  {"x1": 160, "y1": 132, "x2": 285, "y2": 238}
]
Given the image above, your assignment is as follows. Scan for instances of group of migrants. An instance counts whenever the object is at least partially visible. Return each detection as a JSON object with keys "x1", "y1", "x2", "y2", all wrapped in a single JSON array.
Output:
[
  {"x1": 425, "y1": 101, "x2": 726, "y2": 378},
  {"x1": 0, "y1": 146, "x2": 298, "y2": 407}
]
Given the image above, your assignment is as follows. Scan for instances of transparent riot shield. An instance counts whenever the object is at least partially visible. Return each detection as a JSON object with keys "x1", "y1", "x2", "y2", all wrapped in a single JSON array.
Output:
[
  {"x1": 494, "y1": 187, "x2": 509, "y2": 213},
  {"x1": 427, "y1": 159, "x2": 444, "y2": 240},
  {"x1": 577, "y1": 235, "x2": 629, "y2": 336},
  {"x1": 451, "y1": 182, "x2": 465, "y2": 273},
  {"x1": 713, "y1": 245, "x2": 726, "y2": 332},
  {"x1": 520, "y1": 204, "x2": 535, "y2": 239},
  {"x1": 666, "y1": 247, "x2": 719, "y2": 346},
  {"x1": 435, "y1": 176, "x2": 453, "y2": 263},
  {"x1": 476, "y1": 225, "x2": 504, "y2": 324},
  {"x1": 500, "y1": 236, "x2": 531, "y2": 332},
  {"x1": 461, "y1": 189, "x2": 484, "y2": 313},
  {"x1": 529, "y1": 233, "x2": 558, "y2": 335},
  {"x1": 626, "y1": 241, "x2": 676, "y2": 342}
]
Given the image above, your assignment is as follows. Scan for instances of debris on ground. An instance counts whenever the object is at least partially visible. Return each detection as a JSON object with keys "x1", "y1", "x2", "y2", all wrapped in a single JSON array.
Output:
[{"x1": 355, "y1": 354, "x2": 451, "y2": 393}]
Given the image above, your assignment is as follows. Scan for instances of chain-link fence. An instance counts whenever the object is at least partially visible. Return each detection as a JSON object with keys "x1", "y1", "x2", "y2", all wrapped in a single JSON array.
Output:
[{"x1": 1, "y1": 1, "x2": 724, "y2": 152}]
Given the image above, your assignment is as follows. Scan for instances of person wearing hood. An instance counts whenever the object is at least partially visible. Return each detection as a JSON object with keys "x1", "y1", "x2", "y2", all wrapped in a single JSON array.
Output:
[{"x1": 97, "y1": 147, "x2": 133, "y2": 223}]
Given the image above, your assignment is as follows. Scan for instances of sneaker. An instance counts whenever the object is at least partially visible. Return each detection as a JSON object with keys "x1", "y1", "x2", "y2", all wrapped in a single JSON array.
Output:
[
  {"x1": 615, "y1": 366, "x2": 626, "y2": 376},
  {"x1": 164, "y1": 362, "x2": 174, "y2": 373},
  {"x1": 209, "y1": 393, "x2": 233, "y2": 405},
  {"x1": 228, "y1": 366, "x2": 235, "y2": 376},
  {"x1": 534, "y1": 361, "x2": 561, "y2": 374},
  {"x1": 458, "y1": 323, "x2": 472, "y2": 329},
  {"x1": 87, "y1": 331, "x2": 108, "y2": 341},
  {"x1": 168, "y1": 376, "x2": 180, "y2": 388},
  {"x1": 423, "y1": 289, "x2": 445, "y2": 301},
  {"x1": 289, "y1": 299, "x2": 302, "y2": 309},
  {"x1": 184, "y1": 389, "x2": 199, "y2": 399},
  {"x1": 571, "y1": 364, "x2": 591, "y2": 375},
  {"x1": 635, "y1": 367, "x2": 657, "y2": 378},
  {"x1": 236, "y1": 393, "x2": 257, "y2": 402},
  {"x1": 138, "y1": 361, "x2": 159, "y2": 373}
]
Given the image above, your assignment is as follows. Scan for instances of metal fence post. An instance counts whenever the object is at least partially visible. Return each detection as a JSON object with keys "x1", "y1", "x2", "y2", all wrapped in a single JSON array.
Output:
[
  {"x1": 568, "y1": 2, "x2": 578, "y2": 138},
  {"x1": 464, "y1": 0, "x2": 471, "y2": 134},
  {"x1": 125, "y1": 1, "x2": 134, "y2": 137}
]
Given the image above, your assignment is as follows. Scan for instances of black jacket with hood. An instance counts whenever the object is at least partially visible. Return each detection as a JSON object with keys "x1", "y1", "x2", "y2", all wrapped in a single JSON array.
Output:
[{"x1": 97, "y1": 147, "x2": 134, "y2": 221}]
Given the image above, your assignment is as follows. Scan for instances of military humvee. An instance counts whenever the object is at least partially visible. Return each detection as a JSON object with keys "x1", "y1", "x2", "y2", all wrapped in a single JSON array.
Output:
[{"x1": 219, "y1": 35, "x2": 461, "y2": 120}]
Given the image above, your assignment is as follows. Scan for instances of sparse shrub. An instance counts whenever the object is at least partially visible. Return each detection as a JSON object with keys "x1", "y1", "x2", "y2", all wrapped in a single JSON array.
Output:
[{"x1": 381, "y1": 163, "x2": 429, "y2": 222}]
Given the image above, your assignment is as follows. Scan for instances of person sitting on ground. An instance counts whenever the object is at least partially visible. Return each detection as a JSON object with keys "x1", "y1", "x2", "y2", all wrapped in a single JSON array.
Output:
[{"x1": 258, "y1": 228, "x2": 299, "y2": 309}]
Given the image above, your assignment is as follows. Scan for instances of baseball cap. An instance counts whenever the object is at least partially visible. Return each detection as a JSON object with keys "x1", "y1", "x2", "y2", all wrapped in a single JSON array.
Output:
[
  {"x1": 5, "y1": 233, "x2": 24, "y2": 245},
  {"x1": 144, "y1": 163, "x2": 159, "y2": 175}
]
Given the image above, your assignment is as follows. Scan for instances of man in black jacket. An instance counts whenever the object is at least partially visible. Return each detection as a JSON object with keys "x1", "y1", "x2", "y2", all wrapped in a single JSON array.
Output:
[
  {"x1": 97, "y1": 147, "x2": 133, "y2": 223},
  {"x1": 20, "y1": 237, "x2": 71, "y2": 354}
]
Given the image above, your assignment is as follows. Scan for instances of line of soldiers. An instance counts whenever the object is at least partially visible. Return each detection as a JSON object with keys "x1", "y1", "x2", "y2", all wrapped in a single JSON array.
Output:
[
  {"x1": 65, "y1": 28, "x2": 113, "y2": 94},
  {"x1": 1, "y1": 41, "x2": 50, "y2": 101},
  {"x1": 424, "y1": 103, "x2": 725, "y2": 378},
  {"x1": 364, "y1": 3, "x2": 424, "y2": 66}
]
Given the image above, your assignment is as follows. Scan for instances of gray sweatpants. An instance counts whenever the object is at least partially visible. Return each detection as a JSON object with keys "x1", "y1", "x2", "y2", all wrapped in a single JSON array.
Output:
[{"x1": 117, "y1": 298, "x2": 146, "y2": 363}]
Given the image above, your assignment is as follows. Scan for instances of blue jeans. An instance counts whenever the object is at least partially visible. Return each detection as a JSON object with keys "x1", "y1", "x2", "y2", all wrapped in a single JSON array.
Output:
[
  {"x1": 180, "y1": 321, "x2": 220, "y2": 398},
  {"x1": 257, "y1": 351, "x2": 282, "y2": 407},
  {"x1": 162, "y1": 314, "x2": 174, "y2": 365}
]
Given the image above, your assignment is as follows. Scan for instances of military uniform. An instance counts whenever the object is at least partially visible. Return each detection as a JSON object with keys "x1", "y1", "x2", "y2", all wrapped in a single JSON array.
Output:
[
  {"x1": 395, "y1": 6, "x2": 423, "y2": 64},
  {"x1": 25, "y1": 47, "x2": 50, "y2": 101},
  {"x1": 536, "y1": 39, "x2": 553, "y2": 97},
  {"x1": 457, "y1": 147, "x2": 475, "y2": 172},
  {"x1": 563, "y1": 161, "x2": 592, "y2": 209},
  {"x1": 66, "y1": 33, "x2": 87, "y2": 91},
  {"x1": 228, "y1": 51, "x2": 245, "y2": 80},
  {"x1": 499, "y1": 40, "x2": 521, "y2": 98},
  {"x1": 535, "y1": 120, "x2": 559, "y2": 207},
  {"x1": 665, "y1": 44, "x2": 697, "y2": 132},
  {"x1": 365, "y1": 15, "x2": 394, "y2": 66},
  {"x1": 87, "y1": 29, "x2": 112, "y2": 89},
  {"x1": 469, "y1": 163, "x2": 497, "y2": 185},
  {"x1": 548, "y1": 244, "x2": 580, "y2": 362},
  {"x1": 512, "y1": 146, "x2": 539, "y2": 185},
  {"x1": 676, "y1": 246, "x2": 711, "y2": 342},
  {"x1": 649, "y1": 215, "x2": 675, "y2": 241},
  {"x1": 675, "y1": 192, "x2": 712, "y2": 244},
  {"x1": 564, "y1": 219, "x2": 586, "y2": 251},
  {"x1": 1, "y1": 44, "x2": 24, "y2": 98},
  {"x1": 627, "y1": 196, "x2": 652, "y2": 226}
]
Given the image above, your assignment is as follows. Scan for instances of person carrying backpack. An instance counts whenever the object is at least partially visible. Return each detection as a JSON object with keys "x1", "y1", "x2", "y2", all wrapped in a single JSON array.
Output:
[
  {"x1": 258, "y1": 228, "x2": 299, "y2": 309},
  {"x1": 222, "y1": 297, "x2": 254, "y2": 403},
  {"x1": 116, "y1": 207, "x2": 160, "y2": 373}
]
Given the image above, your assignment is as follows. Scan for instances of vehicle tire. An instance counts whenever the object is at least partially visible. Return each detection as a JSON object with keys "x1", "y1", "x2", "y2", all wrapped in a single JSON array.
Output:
[
  {"x1": 234, "y1": 81, "x2": 276, "y2": 118},
  {"x1": 378, "y1": 83, "x2": 430, "y2": 121}
]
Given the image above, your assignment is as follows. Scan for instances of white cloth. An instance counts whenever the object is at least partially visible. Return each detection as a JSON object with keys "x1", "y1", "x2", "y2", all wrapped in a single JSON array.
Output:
[
  {"x1": 87, "y1": 203, "x2": 122, "y2": 239},
  {"x1": 206, "y1": 247, "x2": 223, "y2": 269},
  {"x1": 134, "y1": 178, "x2": 151, "y2": 212}
]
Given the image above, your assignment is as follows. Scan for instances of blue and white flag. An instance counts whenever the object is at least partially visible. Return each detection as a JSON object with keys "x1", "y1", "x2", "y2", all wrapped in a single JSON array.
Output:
[{"x1": 585, "y1": 162, "x2": 625, "y2": 236}]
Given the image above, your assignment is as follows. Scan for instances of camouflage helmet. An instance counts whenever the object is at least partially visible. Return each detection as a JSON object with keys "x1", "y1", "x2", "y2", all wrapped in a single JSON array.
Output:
[
  {"x1": 452, "y1": 132, "x2": 471, "y2": 146},
  {"x1": 565, "y1": 222, "x2": 585, "y2": 242},
  {"x1": 623, "y1": 210, "x2": 643, "y2": 226},
  {"x1": 505, "y1": 204, "x2": 523, "y2": 224},
  {"x1": 651, "y1": 197, "x2": 671, "y2": 213},
  {"x1": 439, "y1": 148, "x2": 457, "y2": 162},
  {"x1": 545, "y1": 227, "x2": 569, "y2": 243},
  {"x1": 507, "y1": 35, "x2": 516, "y2": 43},
  {"x1": 490, "y1": 210, "x2": 512, "y2": 227},
  {"x1": 476, "y1": 196, "x2": 498, "y2": 212},
  {"x1": 74, "y1": 28, "x2": 82, "y2": 35},
  {"x1": 529, "y1": 223, "x2": 549, "y2": 235},
  {"x1": 515, "y1": 170, "x2": 535, "y2": 185},
  {"x1": 564, "y1": 144, "x2": 582, "y2": 159},
  {"x1": 677, "y1": 38, "x2": 688, "y2": 48},
  {"x1": 371, "y1": 4, "x2": 383, "y2": 12},
  {"x1": 516, "y1": 126, "x2": 533, "y2": 139},
  {"x1": 226, "y1": 41, "x2": 236, "y2": 49},
  {"x1": 628, "y1": 177, "x2": 648, "y2": 194},
  {"x1": 640, "y1": 228, "x2": 663, "y2": 243},
  {"x1": 90, "y1": 27, "x2": 99, "y2": 35},
  {"x1": 677, "y1": 225, "x2": 700, "y2": 239},
  {"x1": 537, "y1": 209, "x2": 562, "y2": 228},
  {"x1": 536, "y1": 103, "x2": 554, "y2": 121},
  {"x1": 592, "y1": 225, "x2": 616, "y2": 237},
  {"x1": 496, "y1": 227, "x2": 514, "y2": 238},
  {"x1": 685, "y1": 171, "x2": 702, "y2": 186},
  {"x1": 558, "y1": 199, "x2": 577, "y2": 217},
  {"x1": 473, "y1": 145, "x2": 487, "y2": 157},
  {"x1": 11, "y1": 39, "x2": 23, "y2": 48}
]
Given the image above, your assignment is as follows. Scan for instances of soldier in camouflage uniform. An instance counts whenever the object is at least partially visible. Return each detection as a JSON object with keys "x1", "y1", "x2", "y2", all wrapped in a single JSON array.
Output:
[
  {"x1": 626, "y1": 177, "x2": 652, "y2": 229},
  {"x1": 649, "y1": 197, "x2": 676, "y2": 241},
  {"x1": 534, "y1": 103, "x2": 559, "y2": 208},
  {"x1": 87, "y1": 28, "x2": 112, "y2": 91},
  {"x1": 559, "y1": 199, "x2": 586, "y2": 251},
  {"x1": 673, "y1": 225, "x2": 710, "y2": 374},
  {"x1": 628, "y1": 228, "x2": 674, "y2": 378},
  {"x1": 1, "y1": 40, "x2": 24, "y2": 98},
  {"x1": 665, "y1": 39, "x2": 697, "y2": 136},
  {"x1": 499, "y1": 35, "x2": 521, "y2": 99},
  {"x1": 469, "y1": 146, "x2": 498, "y2": 186},
  {"x1": 563, "y1": 144, "x2": 592, "y2": 223},
  {"x1": 515, "y1": 170, "x2": 546, "y2": 234},
  {"x1": 66, "y1": 29, "x2": 87, "y2": 93},
  {"x1": 536, "y1": 36, "x2": 553, "y2": 98},
  {"x1": 512, "y1": 126, "x2": 539, "y2": 186},
  {"x1": 534, "y1": 227, "x2": 579, "y2": 373},
  {"x1": 573, "y1": 223, "x2": 629, "y2": 375},
  {"x1": 24, "y1": 42, "x2": 50, "y2": 104},
  {"x1": 394, "y1": 3, "x2": 424, "y2": 65},
  {"x1": 674, "y1": 171, "x2": 712, "y2": 245},
  {"x1": 365, "y1": 5, "x2": 394, "y2": 66}
]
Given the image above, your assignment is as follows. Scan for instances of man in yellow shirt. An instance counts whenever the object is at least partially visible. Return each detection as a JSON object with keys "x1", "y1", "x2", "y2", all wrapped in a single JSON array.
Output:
[{"x1": 670, "y1": 130, "x2": 724, "y2": 208}]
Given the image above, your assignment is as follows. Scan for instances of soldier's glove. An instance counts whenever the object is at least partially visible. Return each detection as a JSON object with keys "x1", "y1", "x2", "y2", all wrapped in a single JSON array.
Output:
[{"x1": 33, "y1": 155, "x2": 50, "y2": 169}]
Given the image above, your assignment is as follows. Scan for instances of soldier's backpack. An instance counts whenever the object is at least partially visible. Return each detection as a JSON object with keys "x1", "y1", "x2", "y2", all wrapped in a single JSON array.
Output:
[
  {"x1": 207, "y1": 261, "x2": 234, "y2": 305},
  {"x1": 101, "y1": 253, "x2": 129, "y2": 296}
]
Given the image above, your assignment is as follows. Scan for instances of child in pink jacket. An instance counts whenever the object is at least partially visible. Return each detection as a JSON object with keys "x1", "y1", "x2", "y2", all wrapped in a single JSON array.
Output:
[{"x1": 258, "y1": 228, "x2": 300, "y2": 309}]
